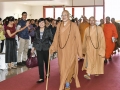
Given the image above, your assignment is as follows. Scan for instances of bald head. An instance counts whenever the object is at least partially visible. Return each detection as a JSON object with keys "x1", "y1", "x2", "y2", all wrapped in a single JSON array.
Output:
[
  {"x1": 61, "y1": 10, "x2": 70, "y2": 22},
  {"x1": 111, "y1": 18, "x2": 115, "y2": 23},
  {"x1": 106, "y1": 16, "x2": 110, "y2": 24},
  {"x1": 89, "y1": 16, "x2": 95, "y2": 20},
  {"x1": 89, "y1": 16, "x2": 95, "y2": 26},
  {"x1": 100, "y1": 19, "x2": 104, "y2": 24}
]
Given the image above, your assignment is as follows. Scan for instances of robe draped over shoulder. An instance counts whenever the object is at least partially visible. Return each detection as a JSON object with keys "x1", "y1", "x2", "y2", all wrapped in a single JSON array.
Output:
[
  {"x1": 50, "y1": 20, "x2": 82, "y2": 90},
  {"x1": 82, "y1": 26, "x2": 105, "y2": 74},
  {"x1": 103, "y1": 23, "x2": 118, "y2": 59}
]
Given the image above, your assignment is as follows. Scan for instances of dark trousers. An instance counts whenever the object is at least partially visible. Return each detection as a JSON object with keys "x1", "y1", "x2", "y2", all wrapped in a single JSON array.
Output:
[
  {"x1": 0, "y1": 40, "x2": 4, "y2": 53},
  {"x1": 36, "y1": 50, "x2": 49, "y2": 80}
]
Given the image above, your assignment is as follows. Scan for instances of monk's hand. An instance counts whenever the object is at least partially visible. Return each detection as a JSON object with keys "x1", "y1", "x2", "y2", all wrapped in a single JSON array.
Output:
[
  {"x1": 115, "y1": 38, "x2": 117, "y2": 42},
  {"x1": 49, "y1": 48, "x2": 53, "y2": 54}
]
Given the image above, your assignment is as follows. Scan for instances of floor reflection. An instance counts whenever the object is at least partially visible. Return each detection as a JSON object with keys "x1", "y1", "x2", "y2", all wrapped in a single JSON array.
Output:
[{"x1": 0, "y1": 66, "x2": 28, "y2": 82}]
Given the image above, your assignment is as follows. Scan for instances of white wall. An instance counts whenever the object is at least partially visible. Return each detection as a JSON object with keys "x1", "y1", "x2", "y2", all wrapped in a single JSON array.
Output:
[
  {"x1": 31, "y1": 6, "x2": 43, "y2": 19},
  {"x1": 72, "y1": 0, "x2": 103, "y2": 6},
  {"x1": 0, "y1": 2, "x2": 32, "y2": 19},
  {"x1": 105, "y1": 0, "x2": 120, "y2": 21}
]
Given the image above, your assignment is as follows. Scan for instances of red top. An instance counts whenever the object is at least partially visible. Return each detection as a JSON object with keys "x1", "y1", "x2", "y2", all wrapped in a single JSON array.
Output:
[{"x1": 5, "y1": 25, "x2": 16, "y2": 38}]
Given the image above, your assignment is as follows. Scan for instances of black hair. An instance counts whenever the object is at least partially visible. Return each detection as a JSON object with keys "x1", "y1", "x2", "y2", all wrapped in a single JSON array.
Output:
[
  {"x1": 22, "y1": 12, "x2": 27, "y2": 15},
  {"x1": 15, "y1": 19, "x2": 17, "y2": 21},
  {"x1": 71, "y1": 19, "x2": 75, "y2": 22},
  {"x1": 0, "y1": 18, "x2": 2, "y2": 21},
  {"x1": 38, "y1": 18, "x2": 45, "y2": 23},
  {"x1": 45, "y1": 18, "x2": 50, "y2": 22},
  {"x1": 27, "y1": 19, "x2": 30, "y2": 21},
  {"x1": 5, "y1": 16, "x2": 15, "y2": 25}
]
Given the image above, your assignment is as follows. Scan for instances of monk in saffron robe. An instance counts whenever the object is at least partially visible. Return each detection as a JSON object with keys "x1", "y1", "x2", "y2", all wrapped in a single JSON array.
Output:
[
  {"x1": 104, "y1": 17, "x2": 118, "y2": 63},
  {"x1": 49, "y1": 10, "x2": 82, "y2": 90},
  {"x1": 111, "y1": 18, "x2": 120, "y2": 53},
  {"x1": 79, "y1": 16, "x2": 89, "y2": 43},
  {"x1": 82, "y1": 17, "x2": 105, "y2": 80},
  {"x1": 99, "y1": 19, "x2": 104, "y2": 29}
]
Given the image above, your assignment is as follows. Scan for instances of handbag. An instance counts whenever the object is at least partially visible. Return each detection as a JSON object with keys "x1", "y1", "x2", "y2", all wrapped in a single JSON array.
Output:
[{"x1": 26, "y1": 53, "x2": 38, "y2": 68}]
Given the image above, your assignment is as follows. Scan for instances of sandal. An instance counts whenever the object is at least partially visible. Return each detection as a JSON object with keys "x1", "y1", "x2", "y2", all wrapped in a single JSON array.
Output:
[
  {"x1": 95, "y1": 74, "x2": 99, "y2": 76},
  {"x1": 84, "y1": 74, "x2": 91, "y2": 80}
]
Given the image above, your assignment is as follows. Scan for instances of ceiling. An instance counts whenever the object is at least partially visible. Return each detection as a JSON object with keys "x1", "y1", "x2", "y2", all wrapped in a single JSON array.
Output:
[{"x1": 0, "y1": 0, "x2": 72, "y2": 6}]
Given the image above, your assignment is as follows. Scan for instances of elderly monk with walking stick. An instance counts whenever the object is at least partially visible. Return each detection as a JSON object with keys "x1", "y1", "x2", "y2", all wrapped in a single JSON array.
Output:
[{"x1": 49, "y1": 10, "x2": 82, "y2": 90}]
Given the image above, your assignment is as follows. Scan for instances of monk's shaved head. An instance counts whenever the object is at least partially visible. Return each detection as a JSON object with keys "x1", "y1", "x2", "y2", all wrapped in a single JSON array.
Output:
[
  {"x1": 89, "y1": 16, "x2": 95, "y2": 21},
  {"x1": 106, "y1": 16, "x2": 110, "y2": 20},
  {"x1": 62, "y1": 10, "x2": 70, "y2": 16},
  {"x1": 89, "y1": 16, "x2": 96, "y2": 26},
  {"x1": 61, "y1": 10, "x2": 70, "y2": 22},
  {"x1": 111, "y1": 18, "x2": 115, "y2": 23},
  {"x1": 106, "y1": 16, "x2": 110, "y2": 24}
]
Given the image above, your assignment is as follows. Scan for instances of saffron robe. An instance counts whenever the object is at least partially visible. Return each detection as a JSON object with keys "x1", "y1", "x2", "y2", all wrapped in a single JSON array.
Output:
[
  {"x1": 79, "y1": 22, "x2": 89, "y2": 43},
  {"x1": 103, "y1": 23, "x2": 118, "y2": 59},
  {"x1": 50, "y1": 20, "x2": 82, "y2": 90},
  {"x1": 99, "y1": 24, "x2": 104, "y2": 29},
  {"x1": 82, "y1": 26, "x2": 105, "y2": 74}
]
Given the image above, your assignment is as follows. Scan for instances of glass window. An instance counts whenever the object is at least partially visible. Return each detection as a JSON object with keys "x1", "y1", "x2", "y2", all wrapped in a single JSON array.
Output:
[
  {"x1": 85, "y1": 7, "x2": 94, "y2": 19},
  {"x1": 105, "y1": 0, "x2": 120, "y2": 22},
  {"x1": 96, "y1": 7, "x2": 103, "y2": 25},
  {"x1": 45, "y1": 8, "x2": 54, "y2": 18},
  {"x1": 55, "y1": 8, "x2": 63, "y2": 19},
  {"x1": 65, "y1": 7, "x2": 72, "y2": 16},
  {"x1": 74, "y1": 7, "x2": 83, "y2": 19}
]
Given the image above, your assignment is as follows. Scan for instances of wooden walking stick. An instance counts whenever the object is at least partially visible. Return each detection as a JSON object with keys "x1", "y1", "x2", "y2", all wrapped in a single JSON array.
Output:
[{"x1": 46, "y1": 53, "x2": 53, "y2": 90}]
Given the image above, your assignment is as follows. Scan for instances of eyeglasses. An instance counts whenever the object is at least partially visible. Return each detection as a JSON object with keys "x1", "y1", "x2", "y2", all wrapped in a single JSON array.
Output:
[{"x1": 61, "y1": 15, "x2": 67, "y2": 17}]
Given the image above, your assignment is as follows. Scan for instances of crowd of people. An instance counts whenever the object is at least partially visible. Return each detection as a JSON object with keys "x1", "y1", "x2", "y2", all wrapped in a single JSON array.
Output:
[{"x1": 0, "y1": 10, "x2": 120, "y2": 90}]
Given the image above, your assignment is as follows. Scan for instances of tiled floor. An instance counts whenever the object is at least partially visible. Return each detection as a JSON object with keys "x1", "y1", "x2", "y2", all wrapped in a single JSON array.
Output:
[{"x1": 0, "y1": 66, "x2": 28, "y2": 82}]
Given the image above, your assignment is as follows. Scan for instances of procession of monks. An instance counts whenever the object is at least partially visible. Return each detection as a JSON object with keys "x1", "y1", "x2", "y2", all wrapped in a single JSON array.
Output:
[{"x1": 49, "y1": 10, "x2": 119, "y2": 90}]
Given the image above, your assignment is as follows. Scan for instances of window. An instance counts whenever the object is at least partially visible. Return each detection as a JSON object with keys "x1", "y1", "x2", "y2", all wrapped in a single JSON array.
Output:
[
  {"x1": 45, "y1": 8, "x2": 54, "y2": 18},
  {"x1": 74, "y1": 7, "x2": 83, "y2": 19},
  {"x1": 55, "y1": 8, "x2": 63, "y2": 19},
  {"x1": 85, "y1": 7, "x2": 94, "y2": 19},
  {"x1": 105, "y1": 0, "x2": 120, "y2": 22},
  {"x1": 96, "y1": 7, "x2": 103, "y2": 25}
]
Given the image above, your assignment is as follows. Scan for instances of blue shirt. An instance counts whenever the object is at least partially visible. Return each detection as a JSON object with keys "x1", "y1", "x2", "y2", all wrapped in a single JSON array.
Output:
[{"x1": 17, "y1": 19, "x2": 29, "y2": 39}]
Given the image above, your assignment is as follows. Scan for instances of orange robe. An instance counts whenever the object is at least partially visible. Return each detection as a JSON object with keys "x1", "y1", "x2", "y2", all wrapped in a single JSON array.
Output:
[
  {"x1": 103, "y1": 23, "x2": 118, "y2": 59},
  {"x1": 79, "y1": 22, "x2": 89, "y2": 43},
  {"x1": 50, "y1": 20, "x2": 82, "y2": 90}
]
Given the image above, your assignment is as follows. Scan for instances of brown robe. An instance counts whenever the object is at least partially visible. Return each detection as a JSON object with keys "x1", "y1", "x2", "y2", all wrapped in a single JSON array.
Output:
[
  {"x1": 50, "y1": 20, "x2": 82, "y2": 90},
  {"x1": 82, "y1": 26, "x2": 105, "y2": 74},
  {"x1": 113, "y1": 22, "x2": 120, "y2": 50}
]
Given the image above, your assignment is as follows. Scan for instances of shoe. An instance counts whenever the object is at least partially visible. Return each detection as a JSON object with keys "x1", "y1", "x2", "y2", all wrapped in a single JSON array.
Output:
[
  {"x1": 95, "y1": 74, "x2": 99, "y2": 76},
  {"x1": 104, "y1": 59, "x2": 107, "y2": 63},
  {"x1": 84, "y1": 74, "x2": 91, "y2": 80},
  {"x1": 22, "y1": 61, "x2": 26, "y2": 65},
  {"x1": 109, "y1": 57, "x2": 112, "y2": 61},
  {"x1": 36, "y1": 79, "x2": 44, "y2": 83},
  {"x1": 17, "y1": 62, "x2": 24, "y2": 66},
  {"x1": 17, "y1": 62, "x2": 21, "y2": 66},
  {"x1": 65, "y1": 82, "x2": 70, "y2": 90}
]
